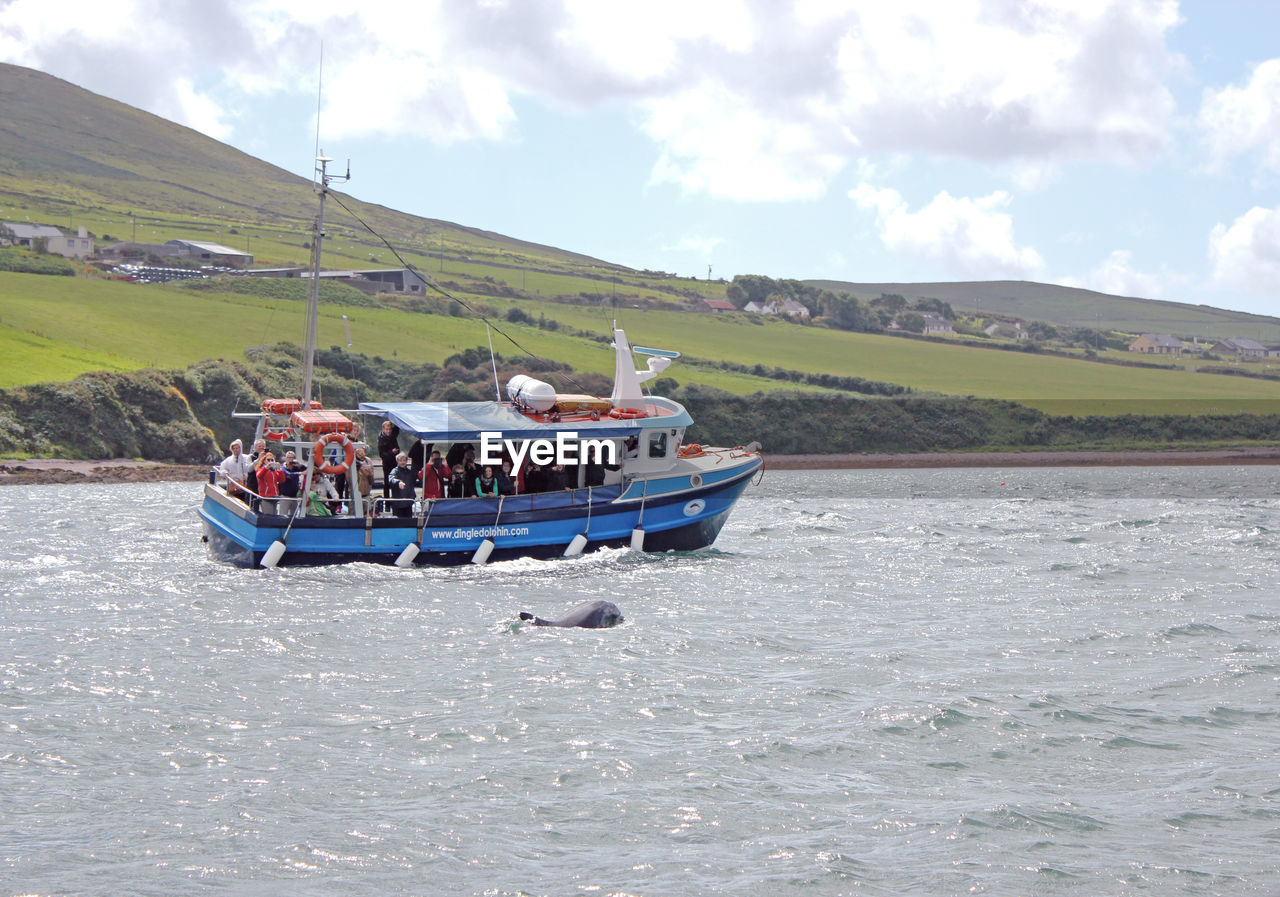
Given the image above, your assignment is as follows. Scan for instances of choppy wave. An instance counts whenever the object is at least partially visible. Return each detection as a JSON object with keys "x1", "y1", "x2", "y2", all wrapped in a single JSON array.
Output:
[{"x1": 1, "y1": 467, "x2": 1279, "y2": 895}]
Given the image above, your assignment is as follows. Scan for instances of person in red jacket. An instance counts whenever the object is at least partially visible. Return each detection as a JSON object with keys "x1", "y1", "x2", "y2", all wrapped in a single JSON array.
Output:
[
  {"x1": 420, "y1": 450, "x2": 447, "y2": 500},
  {"x1": 254, "y1": 452, "x2": 287, "y2": 515}
]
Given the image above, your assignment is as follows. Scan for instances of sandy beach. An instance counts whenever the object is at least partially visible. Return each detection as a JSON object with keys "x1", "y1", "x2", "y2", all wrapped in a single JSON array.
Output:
[{"x1": 4, "y1": 446, "x2": 1279, "y2": 485}]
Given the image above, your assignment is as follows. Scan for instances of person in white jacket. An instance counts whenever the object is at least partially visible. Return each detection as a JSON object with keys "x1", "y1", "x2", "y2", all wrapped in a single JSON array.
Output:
[{"x1": 218, "y1": 439, "x2": 252, "y2": 500}]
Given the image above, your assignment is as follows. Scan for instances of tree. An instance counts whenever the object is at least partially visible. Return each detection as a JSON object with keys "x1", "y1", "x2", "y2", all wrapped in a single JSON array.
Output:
[
  {"x1": 898, "y1": 311, "x2": 926, "y2": 333},
  {"x1": 726, "y1": 274, "x2": 780, "y2": 308},
  {"x1": 911, "y1": 297, "x2": 954, "y2": 319},
  {"x1": 871, "y1": 293, "x2": 907, "y2": 314},
  {"x1": 1026, "y1": 320, "x2": 1059, "y2": 341},
  {"x1": 819, "y1": 292, "x2": 880, "y2": 332}
]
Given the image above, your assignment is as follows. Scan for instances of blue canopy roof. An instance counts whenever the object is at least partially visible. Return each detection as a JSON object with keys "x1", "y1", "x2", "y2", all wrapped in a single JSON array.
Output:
[{"x1": 358, "y1": 400, "x2": 692, "y2": 440}]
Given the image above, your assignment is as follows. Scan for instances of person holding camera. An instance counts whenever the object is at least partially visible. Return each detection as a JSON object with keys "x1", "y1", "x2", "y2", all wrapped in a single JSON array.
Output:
[
  {"x1": 421, "y1": 450, "x2": 447, "y2": 500},
  {"x1": 254, "y1": 451, "x2": 286, "y2": 516}
]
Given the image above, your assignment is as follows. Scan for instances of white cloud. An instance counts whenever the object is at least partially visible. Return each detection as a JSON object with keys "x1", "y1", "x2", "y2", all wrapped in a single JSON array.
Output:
[
  {"x1": 829, "y1": 1, "x2": 1181, "y2": 161},
  {"x1": 850, "y1": 183, "x2": 1044, "y2": 279},
  {"x1": 555, "y1": 0, "x2": 755, "y2": 85},
  {"x1": 1208, "y1": 205, "x2": 1280, "y2": 295},
  {"x1": 643, "y1": 81, "x2": 845, "y2": 200},
  {"x1": 0, "y1": 0, "x2": 1184, "y2": 201},
  {"x1": 1199, "y1": 58, "x2": 1280, "y2": 172},
  {"x1": 1008, "y1": 161, "x2": 1061, "y2": 192},
  {"x1": 319, "y1": 55, "x2": 515, "y2": 144},
  {"x1": 169, "y1": 77, "x2": 234, "y2": 141},
  {"x1": 662, "y1": 233, "x2": 726, "y2": 257},
  {"x1": 1060, "y1": 249, "x2": 1178, "y2": 298}
]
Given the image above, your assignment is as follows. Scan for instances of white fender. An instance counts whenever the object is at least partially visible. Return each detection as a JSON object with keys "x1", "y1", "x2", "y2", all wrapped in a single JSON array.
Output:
[
  {"x1": 394, "y1": 543, "x2": 420, "y2": 568},
  {"x1": 260, "y1": 540, "x2": 287, "y2": 568},
  {"x1": 471, "y1": 539, "x2": 495, "y2": 565},
  {"x1": 629, "y1": 528, "x2": 645, "y2": 552},
  {"x1": 563, "y1": 533, "x2": 588, "y2": 557}
]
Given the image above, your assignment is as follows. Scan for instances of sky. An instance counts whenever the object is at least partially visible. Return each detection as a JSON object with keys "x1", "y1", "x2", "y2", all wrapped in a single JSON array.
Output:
[{"x1": 3, "y1": 0, "x2": 1280, "y2": 316}]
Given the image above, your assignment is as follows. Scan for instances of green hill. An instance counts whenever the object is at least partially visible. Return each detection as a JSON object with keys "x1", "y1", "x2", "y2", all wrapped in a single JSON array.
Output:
[
  {"x1": 0, "y1": 62, "x2": 692, "y2": 297},
  {"x1": 806, "y1": 279, "x2": 1280, "y2": 343},
  {"x1": 3, "y1": 60, "x2": 1280, "y2": 461}
]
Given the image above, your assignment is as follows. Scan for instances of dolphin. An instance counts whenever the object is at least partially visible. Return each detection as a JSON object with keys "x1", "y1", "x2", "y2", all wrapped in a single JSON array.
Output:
[{"x1": 519, "y1": 599, "x2": 624, "y2": 629}]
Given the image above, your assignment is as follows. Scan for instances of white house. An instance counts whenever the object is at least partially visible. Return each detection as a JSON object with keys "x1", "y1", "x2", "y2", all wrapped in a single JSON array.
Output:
[
  {"x1": 777, "y1": 298, "x2": 810, "y2": 318},
  {"x1": 922, "y1": 313, "x2": 955, "y2": 335},
  {"x1": 3, "y1": 222, "x2": 94, "y2": 258}
]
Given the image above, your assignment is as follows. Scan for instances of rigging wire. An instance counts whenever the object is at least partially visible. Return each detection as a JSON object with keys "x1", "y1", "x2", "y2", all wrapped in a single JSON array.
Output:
[{"x1": 324, "y1": 191, "x2": 592, "y2": 394}]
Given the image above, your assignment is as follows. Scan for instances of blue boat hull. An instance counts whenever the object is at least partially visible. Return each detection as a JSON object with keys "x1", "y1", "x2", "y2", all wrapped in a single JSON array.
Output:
[{"x1": 198, "y1": 455, "x2": 761, "y2": 567}]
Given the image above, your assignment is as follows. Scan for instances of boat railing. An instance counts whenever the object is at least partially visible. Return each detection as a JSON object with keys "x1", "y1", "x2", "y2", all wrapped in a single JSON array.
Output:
[
  {"x1": 214, "y1": 477, "x2": 308, "y2": 514},
  {"x1": 215, "y1": 479, "x2": 627, "y2": 520}
]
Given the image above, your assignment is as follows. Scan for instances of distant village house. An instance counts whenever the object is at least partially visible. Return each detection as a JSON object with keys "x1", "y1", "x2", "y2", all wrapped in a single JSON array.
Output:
[
  {"x1": 1128, "y1": 333, "x2": 1185, "y2": 355},
  {"x1": 2, "y1": 222, "x2": 95, "y2": 259},
  {"x1": 740, "y1": 298, "x2": 810, "y2": 318},
  {"x1": 695, "y1": 298, "x2": 736, "y2": 313},
  {"x1": 102, "y1": 238, "x2": 253, "y2": 268},
  {"x1": 1209, "y1": 337, "x2": 1267, "y2": 358},
  {"x1": 984, "y1": 321, "x2": 1027, "y2": 340},
  {"x1": 165, "y1": 239, "x2": 253, "y2": 267},
  {"x1": 922, "y1": 313, "x2": 955, "y2": 335},
  {"x1": 293, "y1": 267, "x2": 428, "y2": 295}
]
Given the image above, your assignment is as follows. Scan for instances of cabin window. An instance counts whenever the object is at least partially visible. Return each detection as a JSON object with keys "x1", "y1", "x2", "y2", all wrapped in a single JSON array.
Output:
[{"x1": 648, "y1": 431, "x2": 668, "y2": 458}]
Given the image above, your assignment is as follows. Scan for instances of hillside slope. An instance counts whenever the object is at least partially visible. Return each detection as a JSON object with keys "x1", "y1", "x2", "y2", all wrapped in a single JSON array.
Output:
[
  {"x1": 4, "y1": 60, "x2": 1280, "y2": 438},
  {"x1": 7, "y1": 61, "x2": 1274, "y2": 342},
  {"x1": 0, "y1": 62, "x2": 624, "y2": 276},
  {"x1": 807, "y1": 279, "x2": 1280, "y2": 342}
]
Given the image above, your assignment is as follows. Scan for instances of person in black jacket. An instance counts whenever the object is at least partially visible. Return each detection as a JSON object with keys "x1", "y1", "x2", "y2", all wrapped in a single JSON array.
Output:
[
  {"x1": 408, "y1": 439, "x2": 430, "y2": 480},
  {"x1": 544, "y1": 463, "x2": 569, "y2": 493},
  {"x1": 386, "y1": 452, "x2": 416, "y2": 518},
  {"x1": 524, "y1": 461, "x2": 545, "y2": 494},
  {"x1": 496, "y1": 459, "x2": 516, "y2": 495},
  {"x1": 445, "y1": 463, "x2": 468, "y2": 498},
  {"x1": 278, "y1": 450, "x2": 306, "y2": 516},
  {"x1": 377, "y1": 420, "x2": 401, "y2": 499}
]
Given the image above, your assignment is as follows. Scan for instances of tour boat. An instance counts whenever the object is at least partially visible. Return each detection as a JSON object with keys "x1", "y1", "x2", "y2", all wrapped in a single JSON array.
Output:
[{"x1": 196, "y1": 157, "x2": 762, "y2": 568}]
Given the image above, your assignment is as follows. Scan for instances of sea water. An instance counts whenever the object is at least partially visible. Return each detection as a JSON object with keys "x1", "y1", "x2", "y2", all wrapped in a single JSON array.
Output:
[{"x1": 1, "y1": 466, "x2": 1278, "y2": 896}]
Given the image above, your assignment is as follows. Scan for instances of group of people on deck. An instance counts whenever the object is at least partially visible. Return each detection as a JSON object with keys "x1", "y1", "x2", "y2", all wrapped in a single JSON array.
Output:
[
  {"x1": 218, "y1": 419, "x2": 633, "y2": 519},
  {"x1": 218, "y1": 434, "x2": 375, "y2": 517},
  {"x1": 378, "y1": 420, "x2": 595, "y2": 518}
]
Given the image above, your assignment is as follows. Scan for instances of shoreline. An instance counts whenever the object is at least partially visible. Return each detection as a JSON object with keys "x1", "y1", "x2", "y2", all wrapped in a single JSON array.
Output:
[
  {"x1": 766, "y1": 446, "x2": 1280, "y2": 470},
  {"x1": 3, "y1": 446, "x2": 1279, "y2": 484},
  {"x1": 0, "y1": 459, "x2": 209, "y2": 486}
]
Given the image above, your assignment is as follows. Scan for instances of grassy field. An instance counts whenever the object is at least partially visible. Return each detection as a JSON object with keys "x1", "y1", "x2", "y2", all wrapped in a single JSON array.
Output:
[
  {"x1": 811, "y1": 279, "x2": 1280, "y2": 343},
  {"x1": 4, "y1": 63, "x2": 1280, "y2": 421},
  {"x1": 5, "y1": 271, "x2": 1280, "y2": 415},
  {"x1": 468, "y1": 293, "x2": 1280, "y2": 415},
  {"x1": 0, "y1": 272, "x2": 782, "y2": 394}
]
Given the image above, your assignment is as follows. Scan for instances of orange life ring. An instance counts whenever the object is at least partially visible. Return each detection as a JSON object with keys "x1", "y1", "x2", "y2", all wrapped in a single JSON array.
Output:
[
  {"x1": 264, "y1": 428, "x2": 290, "y2": 442},
  {"x1": 313, "y1": 432, "x2": 355, "y2": 475},
  {"x1": 608, "y1": 407, "x2": 647, "y2": 420}
]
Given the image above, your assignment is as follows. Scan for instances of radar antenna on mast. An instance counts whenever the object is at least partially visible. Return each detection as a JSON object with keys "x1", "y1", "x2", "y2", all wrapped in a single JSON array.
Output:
[{"x1": 301, "y1": 154, "x2": 350, "y2": 409}]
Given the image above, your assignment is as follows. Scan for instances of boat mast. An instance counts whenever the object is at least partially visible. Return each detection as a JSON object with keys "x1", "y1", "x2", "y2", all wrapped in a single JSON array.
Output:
[
  {"x1": 302, "y1": 154, "x2": 348, "y2": 407},
  {"x1": 302, "y1": 155, "x2": 328, "y2": 408}
]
